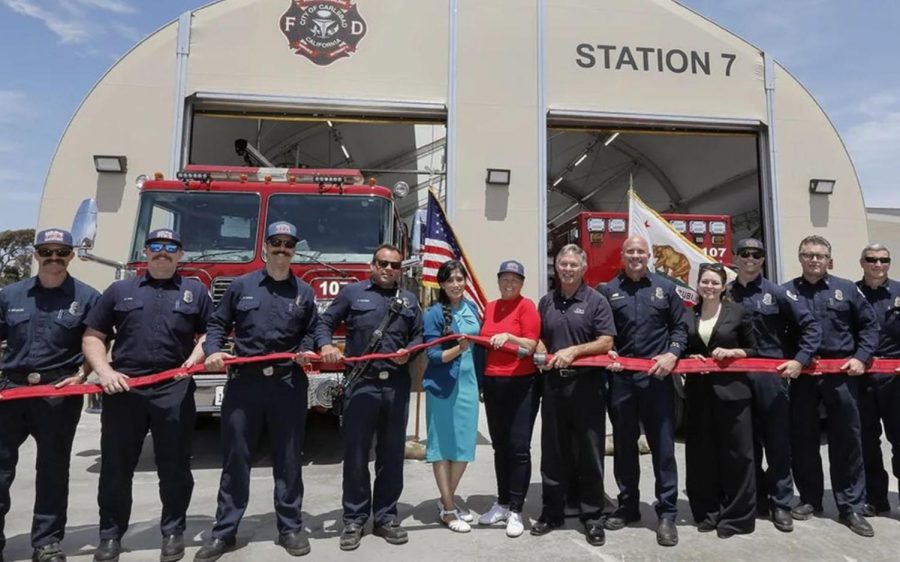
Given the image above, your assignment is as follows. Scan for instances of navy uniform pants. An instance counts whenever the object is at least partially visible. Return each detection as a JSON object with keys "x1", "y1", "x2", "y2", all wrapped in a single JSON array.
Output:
[
  {"x1": 98, "y1": 378, "x2": 195, "y2": 540},
  {"x1": 0, "y1": 394, "x2": 81, "y2": 552},
  {"x1": 212, "y1": 369, "x2": 308, "y2": 539},
  {"x1": 540, "y1": 369, "x2": 606, "y2": 525},
  {"x1": 341, "y1": 372, "x2": 410, "y2": 526},
  {"x1": 747, "y1": 373, "x2": 794, "y2": 511},
  {"x1": 608, "y1": 372, "x2": 678, "y2": 521},
  {"x1": 859, "y1": 373, "x2": 900, "y2": 509},
  {"x1": 790, "y1": 374, "x2": 865, "y2": 515}
]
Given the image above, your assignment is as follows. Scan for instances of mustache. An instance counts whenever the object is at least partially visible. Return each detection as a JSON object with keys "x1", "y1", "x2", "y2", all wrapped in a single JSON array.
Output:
[
  {"x1": 273, "y1": 250, "x2": 290, "y2": 256},
  {"x1": 42, "y1": 259, "x2": 65, "y2": 266},
  {"x1": 151, "y1": 254, "x2": 173, "y2": 262}
]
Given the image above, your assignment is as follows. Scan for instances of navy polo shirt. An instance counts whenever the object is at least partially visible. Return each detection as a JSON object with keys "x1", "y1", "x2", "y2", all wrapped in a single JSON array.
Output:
[
  {"x1": 730, "y1": 274, "x2": 822, "y2": 366},
  {"x1": 85, "y1": 273, "x2": 211, "y2": 376},
  {"x1": 783, "y1": 274, "x2": 879, "y2": 363},
  {"x1": 598, "y1": 272, "x2": 688, "y2": 359},
  {"x1": 315, "y1": 280, "x2": 423, "y2": 375},
  {"x1": 538, "y1": 283, "x2": 616, "y2": 354},
  {"x1": 0, "y1": 275, "x2": 100, "y2": 373},
  {"x1": 857, "y1": 278, "x2": 900, "y2": 358},
  {"x1": 203, "y1": 269, "x2": 318, "y2": 357}
]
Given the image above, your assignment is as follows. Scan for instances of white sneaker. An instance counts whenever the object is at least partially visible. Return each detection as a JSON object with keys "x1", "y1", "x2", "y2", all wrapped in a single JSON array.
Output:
[
  {"x1": 506, "y1": 512, "x2": 524, "y2": 537},
  {"x1": 479, "y1": 502, "x2": 510, "y2": 525}
]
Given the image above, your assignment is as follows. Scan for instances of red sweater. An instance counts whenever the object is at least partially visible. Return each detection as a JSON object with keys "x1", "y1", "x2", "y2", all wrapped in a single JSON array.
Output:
[{"x1": 480, "y1": 296, "x2": 541, "y2": 376}]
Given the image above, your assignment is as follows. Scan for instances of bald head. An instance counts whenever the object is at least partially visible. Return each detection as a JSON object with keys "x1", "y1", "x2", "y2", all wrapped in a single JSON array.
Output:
[{"x1": 622, "y1": 235, "x2": 651, "y2": 280}]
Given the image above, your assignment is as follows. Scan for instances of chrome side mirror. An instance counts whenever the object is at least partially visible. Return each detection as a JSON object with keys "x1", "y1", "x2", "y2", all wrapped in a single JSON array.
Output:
[{"x1": 71, "y1": 198, "x2": 98, "y2": 250}]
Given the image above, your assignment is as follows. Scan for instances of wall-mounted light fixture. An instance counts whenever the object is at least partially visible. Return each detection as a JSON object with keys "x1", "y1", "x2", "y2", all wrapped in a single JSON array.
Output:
[
  {"x1": 809, "y1": 178, "x2": 836, "y2": 194},
  {"x1": 93, "y1": 155, "x2": 127, "y2": 173},
  {"x1": 486, "y1": 168, "x2": 511, "y2": 185}
]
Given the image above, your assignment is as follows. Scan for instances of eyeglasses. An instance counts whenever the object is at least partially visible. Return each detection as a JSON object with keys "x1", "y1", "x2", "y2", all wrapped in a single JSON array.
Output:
[
  {"x1": 375, "y1": 259, "x2": 402, "y2": 270},
  {"x1": 738, "y1": 250, "x2": 764, "y2": 259},
  {"x1": 864, "y1": 256, "x2": 891, "y2": 264},
  {"x1": 268, "y1": 238, "x2": 297, "y2": 249},
  {"x1": 36, "y1": 248, "x2": 73, "y2": 258},
  {"x1": 147, "y1": 242, "x2": 181, "y2": 253},
  {"x1": 800, "y1": 252, "x2": 829, "y2": 261}
]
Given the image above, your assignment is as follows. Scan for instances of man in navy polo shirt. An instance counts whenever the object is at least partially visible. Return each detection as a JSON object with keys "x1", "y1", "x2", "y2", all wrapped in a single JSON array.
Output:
[
  {"x1": 83, "y1": 228, "x2": 211, "y2": 562},
  {"x1": 0, "y1": 228, "x2": 100, "y2": 562},
  {"x1": 196, "y1": 221, "x2": 318, "y2": 561},
  {"x1": 531, "y1": 243, "x2": 615, "y2": 547}
]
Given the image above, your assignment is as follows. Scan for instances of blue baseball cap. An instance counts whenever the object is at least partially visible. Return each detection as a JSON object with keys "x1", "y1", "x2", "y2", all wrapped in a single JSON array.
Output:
[
  {"x1": 267, "y1": 221, "x2": 299, "y2": 241},
  {"x1": 145, "y1": 229, "x2": 182, "y2": 245},
  {"x1": 34, "y1": 228, "x2": 73, "y2": 247},
  {"x1": 497, "y1": 259, "x2": 525, "y2": 278}
]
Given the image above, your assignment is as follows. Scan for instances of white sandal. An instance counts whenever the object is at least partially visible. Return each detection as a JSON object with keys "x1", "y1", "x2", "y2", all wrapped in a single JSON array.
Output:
[
  {"x1": 440, "y1": 508, "x2": 472, "y2": 533},
  {"x1": 436, "y1": 500, "x2": 475, "y2": 523}
]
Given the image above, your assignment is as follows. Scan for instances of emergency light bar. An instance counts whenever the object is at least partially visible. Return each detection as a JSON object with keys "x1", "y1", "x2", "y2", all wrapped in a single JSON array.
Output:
[{"x1": 179, "y1": 165, "x2": 365, "y2": 185}]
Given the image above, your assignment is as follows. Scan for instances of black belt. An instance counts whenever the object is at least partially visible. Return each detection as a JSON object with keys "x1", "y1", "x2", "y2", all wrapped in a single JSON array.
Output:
[
  {"x1": 228, "y1": 361, "x2": 299, "y2": 379},
  {"x1": 360, "y1": 368, "x2": 405, "y2": 381},
  {"x1": 551, "y1": 367, "x2": 592, "y2": 378},
  {"x1": 1, "y1": 367, "x2": 78, "y2": 386}
]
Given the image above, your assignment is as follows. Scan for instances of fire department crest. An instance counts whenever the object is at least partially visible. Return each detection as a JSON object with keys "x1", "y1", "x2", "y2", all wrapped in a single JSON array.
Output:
[
  {"x1": 834, "y1": 289, "x2": 844, "y2": 301},
  {"x1": 654, "y1": 287, "x2": 664, "y2": 300},
  {"x1": 280, "y1": 0, "x2": 367, "y2": 66},
  {"x1": 183, "y1": 290, "x2": 193, "y2": 304},
  {"x1": 762, "y1": 293, "x2": 773, "y2": 306}
]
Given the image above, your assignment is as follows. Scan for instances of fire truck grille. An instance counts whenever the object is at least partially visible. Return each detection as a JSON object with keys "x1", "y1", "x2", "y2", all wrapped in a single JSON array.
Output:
[{"x1": 211, "y1": 277, "x2": 234, "y2": 305}]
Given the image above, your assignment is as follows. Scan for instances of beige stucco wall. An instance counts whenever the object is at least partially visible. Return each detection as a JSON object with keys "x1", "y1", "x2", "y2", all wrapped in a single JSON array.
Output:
[{"x1": 867, "y1": 214, "x2": 900, "y2": 257}]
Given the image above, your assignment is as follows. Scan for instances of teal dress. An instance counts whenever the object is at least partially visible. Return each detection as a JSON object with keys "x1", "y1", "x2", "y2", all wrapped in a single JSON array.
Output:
[{"x1": 425, "y1": 304, "x2": 481, "y2": 462}]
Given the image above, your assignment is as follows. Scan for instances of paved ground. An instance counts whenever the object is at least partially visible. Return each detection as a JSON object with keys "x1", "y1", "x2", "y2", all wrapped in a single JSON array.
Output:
[{"x1": 4, "y1": 395, "x2": 900, "y2": 561}]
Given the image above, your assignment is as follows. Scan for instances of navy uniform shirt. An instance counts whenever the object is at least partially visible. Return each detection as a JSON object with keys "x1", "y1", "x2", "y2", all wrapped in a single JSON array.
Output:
[
  {"x1": 203, "y1": 269, "x2": 318, "y2": 358},
  {"x1": 730, "y1": 274, "x2": 822, "y2": 365},
  {"x1": 783, "y1": 274, "x2": 879, "y2": 362},
  {"x1": 0, "y1": 275, "x2": 100, "y2": 374},
  {"x1": 315, "y1": 280, "x2": 423, "y2": 376},
  {"x1": 857, "y1": 278, "x2": 900, "y2": 358},
  {"x1": 538, "y1": 282, "x2": 617, "y2": 354},
  {"x1": 85, "y1": 273, "x2": 212, "y2": 376}
]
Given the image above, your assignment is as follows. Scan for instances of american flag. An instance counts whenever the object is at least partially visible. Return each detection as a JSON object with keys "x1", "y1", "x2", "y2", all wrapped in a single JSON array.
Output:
[{"x1": 422, "y1": 189, "x2": 488, "y2": 316}]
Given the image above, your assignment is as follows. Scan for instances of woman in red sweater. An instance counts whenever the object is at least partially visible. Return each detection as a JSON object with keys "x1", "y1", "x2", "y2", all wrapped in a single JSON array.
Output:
[{"x1": 477, "y1": 260, "x2": 542, "y2": 538}]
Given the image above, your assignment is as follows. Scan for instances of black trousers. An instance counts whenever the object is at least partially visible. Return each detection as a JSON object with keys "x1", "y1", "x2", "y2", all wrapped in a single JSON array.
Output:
[
  {"x1": 540, "y1": 369, "x2": 606, "y2": 524},
  {"x1": 0, "y1": 395, "x2": 81, "y2": 552},
  {"x1": 859, "y1": 373, "x2": 900, "y2": 509},
  {"x1": 341, "y1": 373, "x2": 410, "y2": 526},
  {"x1": 747, "y1": 373, "x2": 794, "y2": 510},
  {"x1": 212, "y1": 370, "x2": 308, "y2": 539},
  {"x1": 483, "y1": 374, "x2": 541, "y2": 513},
  {"x1": 684, "y1": 377, "x2": 756, "y2": 534},
  {"x1": 98, "y1": 378, "x2": 195, "y2": 540},
  {"x1": 790, "y1": 374, "x2": 865, "y2": 515},
  {"x1": 608, "y1": 372, "x2": 678, "y2": 521}
]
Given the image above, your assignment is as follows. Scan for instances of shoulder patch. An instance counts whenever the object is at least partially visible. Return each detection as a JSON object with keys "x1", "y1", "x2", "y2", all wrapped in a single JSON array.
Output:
[{"x1": 785, "y1": 290, "x2": 798, "y2": 302}]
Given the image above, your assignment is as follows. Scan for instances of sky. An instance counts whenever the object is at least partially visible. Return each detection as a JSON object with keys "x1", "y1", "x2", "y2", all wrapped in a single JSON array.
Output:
[{"x1": 1, "y1": 0, "x2": 899, "y2": 232}]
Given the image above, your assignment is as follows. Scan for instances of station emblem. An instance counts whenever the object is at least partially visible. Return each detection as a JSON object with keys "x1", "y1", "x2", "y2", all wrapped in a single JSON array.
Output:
[{"x1": 280, "y1": 0, "x2": 367, "y2": 66}]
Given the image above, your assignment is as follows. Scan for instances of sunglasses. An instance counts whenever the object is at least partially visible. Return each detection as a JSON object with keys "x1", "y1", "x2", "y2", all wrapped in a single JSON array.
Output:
[
  {"x1": 36, "y1": 247, "x2": 73, "y2": 258},
  {"x1": 864, "y1": 256, "x2": 891, "y2": 264},
  {"x1": 147, "y1": 242, "x2": 181, "y2": 253},
  {"x1": 738, "y1": 250, "x2": 764, "y2": 259},
  {"x1": 374, "y1": 259, "x2": 402, "y2": 270},
  {"x1": 268, "y1": 238, "x2": 297, "y2": 249},
  {"x1": 699, "y1": 262, "x2": 725, "y2": 271}
]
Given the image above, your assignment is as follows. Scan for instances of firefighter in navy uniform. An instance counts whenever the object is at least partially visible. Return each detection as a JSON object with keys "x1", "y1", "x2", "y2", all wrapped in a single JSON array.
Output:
[
  {"x1": 0, "y1": 229, "x2": 99, "y2": 562},
  {"x1": 728, "y1": 238, "x2": 821, "y2": 532},
  {"x1": 785, "y1": 235, "x2": 879, "y2": 537},
  {"x1": 82, "y1": 229, "x2": 211, "y2": 562},
  {"x1": 195, "y1": 222, "x2": 318, "y2": 562},
  {"x1": 316, "y1": 243, "x2": 423, "y2": 551},
  {"x1": 856, "y1": 243, "x2": 900, "y2": 517},
  {"x1": 596, "y1": 235, "x2": 687, "y2": 547}
]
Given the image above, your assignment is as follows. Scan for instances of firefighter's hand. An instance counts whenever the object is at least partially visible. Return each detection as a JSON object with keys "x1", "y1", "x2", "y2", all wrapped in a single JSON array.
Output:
[
  {"x1": 711, "y1": 347, "x2": 736, "y2": 361},
  {"x1": 392, "y1": 348, "x2": 410, "y2": 365},
  {"x1": 204, "y1": 352, "x2": 235, "y2": 372},
  {"x1": 649, "y1": 352, "x2": 678, "y2": 377},
  {"x1": 841, "y1": 358, "x2": 866, "y2": 376},
  {"x1": 54, "y1": 373, "x2": 86, "y2": 389},
  {"x1": 490, "y1": 333, "x2": 510, "y2": 349},
  {"x1": 98, "y1": 368, "x2": 131, "y2": 394},
  {"x1": 293, "y1": 351, "x2": 315, "y2": 366},
  {"x1": 548, "y1": 346, "x2": 577, "y2": 369},
  {"x1": 320, "y1": 344, "x2": 344, "y2": 364},
  {"x1": 606, "y1": 350, "x2": 624, "y2": 372},
  {"x1": 777, "y1": 359, "x2": 803, "y2": 379}
]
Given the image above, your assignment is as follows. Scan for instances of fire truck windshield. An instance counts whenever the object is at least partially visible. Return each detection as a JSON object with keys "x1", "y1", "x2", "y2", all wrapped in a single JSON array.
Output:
[
  {"x1": 266, "y1": 194, "x2": 392, "y2": 264},
  {"x1": 131, "y1": 191, "x2": 260, "y2": 263}
]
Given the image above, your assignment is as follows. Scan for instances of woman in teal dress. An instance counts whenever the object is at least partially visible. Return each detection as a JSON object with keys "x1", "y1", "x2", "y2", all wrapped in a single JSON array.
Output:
[{"x1": 423, "y1": 260, "x2": 485, "y2": 533}]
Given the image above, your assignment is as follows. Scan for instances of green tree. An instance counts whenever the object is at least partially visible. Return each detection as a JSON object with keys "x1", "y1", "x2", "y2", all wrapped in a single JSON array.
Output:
[{"x1": 0, "y1": 229, "x2": 35, "y2": 287}]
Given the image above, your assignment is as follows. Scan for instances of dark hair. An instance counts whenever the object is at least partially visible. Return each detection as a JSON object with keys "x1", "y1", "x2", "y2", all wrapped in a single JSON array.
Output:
[
  {"x1": 437, "y1": 260, "x2": 468, "y2": 335},
  {"x1": 696, "y1": 263, "x2": 730, "y2": 308},
  {"x1": 798, "y1": 235, "x2": 831, "y2": 256},
  {"x1": 372, "y1": 243, "x2": 403, "y2": 262}
]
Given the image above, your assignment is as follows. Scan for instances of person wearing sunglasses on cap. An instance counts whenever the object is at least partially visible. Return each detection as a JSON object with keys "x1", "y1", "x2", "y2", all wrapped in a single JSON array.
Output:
[
  {"x1": 855, "y1": 243, "x2": 900, "y2": 520},
  {"x1": 83, "y1": 228, "x2": 211, "y2": 562},
  {"x1": 727, "y1": 238, "x2": 821, "y2": 533},
  {"x1": 196, "y1": 221, "x2": 318, "y2": 561},
  {"x1": 315, "y1": 244, "x2": 422, "y2": 551},
  {"x1": 0, "y1": 228, "x2": 100, "y2": 562},
  {"x1": 785, "y1": 235, "x2": 879, "y2": 537}
]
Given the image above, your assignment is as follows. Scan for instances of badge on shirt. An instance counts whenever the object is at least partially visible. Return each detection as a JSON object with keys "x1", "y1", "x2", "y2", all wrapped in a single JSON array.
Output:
[
  {"x1": 655, "y1": 287, "x2": 665, "y2": 300},
  {"x1": 183, "y1": 290, "x2": 193, "y2": 304},
  {"x1": 762, "y1": 293, "x2": 773, "y2": 306},
  {"x1": 573, "y1": 307, "x2": 585, "y2": 315},
  {"x1": 68, "y1": 301, "x2": 81, "y2": 316},
  {"x1": 785, "y1": 290, "x2": 798, "y2": 302},
  {"x1": 834, "y1": 289, "x2": 844, "y2": 301},
  {"x1": 295, "y1": 295, "x2": 302, "y2": 307},
  {"x1": 894, "y1": 296, "x2": 900, "y2": 309}
]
